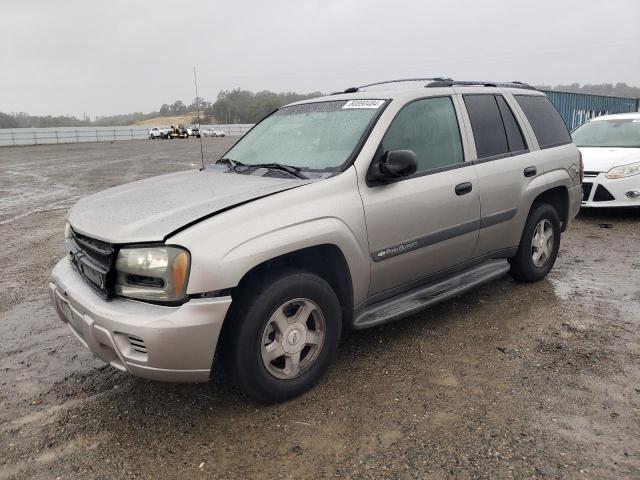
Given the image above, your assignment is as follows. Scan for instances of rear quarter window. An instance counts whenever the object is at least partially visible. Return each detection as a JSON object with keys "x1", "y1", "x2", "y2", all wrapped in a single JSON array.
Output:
[{"x1": 514, "y1": 95, "x2": 571, "y2": 149}]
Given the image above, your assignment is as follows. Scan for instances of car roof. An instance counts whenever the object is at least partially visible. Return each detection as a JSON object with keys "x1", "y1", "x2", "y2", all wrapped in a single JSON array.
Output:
[
  {"x1": 590, "y1": 112, "x2": 640, "y2": 121},
  {"x1": 287, "y1": 81, "x2": 544, "y2": 107}
]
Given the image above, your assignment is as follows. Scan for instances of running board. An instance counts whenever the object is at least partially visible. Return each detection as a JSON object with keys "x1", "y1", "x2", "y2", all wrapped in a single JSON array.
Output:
[{"x1": 353, "y1": 259, "x2": 510, "y2": 329}]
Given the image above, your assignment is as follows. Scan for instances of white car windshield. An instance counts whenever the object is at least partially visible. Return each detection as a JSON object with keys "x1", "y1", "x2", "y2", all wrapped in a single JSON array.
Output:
[
  {"x1": 221, "y1": 100, "x2": 385, "y2": 171},
  {"x1": 572, "y1": 118, "x2": 640, "y2": 148}
]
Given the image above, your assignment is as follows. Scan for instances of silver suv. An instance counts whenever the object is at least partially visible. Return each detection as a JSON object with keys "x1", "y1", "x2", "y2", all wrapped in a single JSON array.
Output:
[{"x1": 50, "y1": 78, "x2": 582, "y2": 402}]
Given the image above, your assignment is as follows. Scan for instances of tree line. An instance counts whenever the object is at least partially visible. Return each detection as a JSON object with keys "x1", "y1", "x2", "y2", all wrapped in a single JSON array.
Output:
[
  {"x1": 2, "y1": 83, "x2": 637, "y2": 129},
  {"x1": 0, "y1": 111, "x2": 160, "y2": 129},
  {"x1": 155, "y1": 89, "x2": 325, "y2": 123}
]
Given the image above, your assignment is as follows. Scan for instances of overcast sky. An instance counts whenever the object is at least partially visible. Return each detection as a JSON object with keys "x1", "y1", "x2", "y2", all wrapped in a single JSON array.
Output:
[{"x1": 2, "y1": 0, "x2": 638, "y2": 117}]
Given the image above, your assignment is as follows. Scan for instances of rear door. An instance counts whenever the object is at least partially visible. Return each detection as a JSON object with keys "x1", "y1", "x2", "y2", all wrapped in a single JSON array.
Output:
[
  {"x1": 358, "y1": 96, "x2": 480, "y2": 296},
  {"x1": 460, "y1": 92, "x2": 539, "y2": 257}
]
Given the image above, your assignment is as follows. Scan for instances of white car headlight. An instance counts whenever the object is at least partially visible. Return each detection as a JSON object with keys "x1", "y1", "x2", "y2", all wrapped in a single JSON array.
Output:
[
  {"x1": 115, "y1": 246, "x2": 190, "y2": 303},
  {"x1": 605, "y1": 161, "x2": 640, "y2": 179}
]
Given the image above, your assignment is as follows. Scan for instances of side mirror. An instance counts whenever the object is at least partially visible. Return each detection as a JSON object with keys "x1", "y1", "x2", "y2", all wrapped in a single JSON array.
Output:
[{"x1": 370, "y1": 150, "x2": 417, "y2": 183}]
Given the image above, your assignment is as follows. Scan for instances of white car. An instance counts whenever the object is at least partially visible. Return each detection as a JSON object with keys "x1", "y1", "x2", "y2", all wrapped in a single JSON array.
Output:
[
  {"x1": 186, "y1": 126, "x2": 201, "y2": 138},
  {"x1": 149, "y1": 127, "x2": 171, "y2": 139},
  {"x1": 572, "y1": 112, "x2": 640, "y2": 207},
  {"x1": 148, "y1": 127, "x2": 163, "y2": 139},
  {"x1": 201, "y1": 128, "x2": 226, "y2": 137}
]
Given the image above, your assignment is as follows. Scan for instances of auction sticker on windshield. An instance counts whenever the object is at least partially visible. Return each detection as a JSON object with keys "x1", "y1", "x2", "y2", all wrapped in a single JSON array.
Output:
[{"x1": 343, "y1": 100, "x2": 385, "y2": 109}]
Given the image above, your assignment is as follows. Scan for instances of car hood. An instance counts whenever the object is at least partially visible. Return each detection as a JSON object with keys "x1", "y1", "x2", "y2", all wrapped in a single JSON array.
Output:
[
  {"x1": 68, "y1": 168, "x2": 312, "y2": 244},
  {"x1": 579, "y1": 147, "x2": 640, "y2": 173}
]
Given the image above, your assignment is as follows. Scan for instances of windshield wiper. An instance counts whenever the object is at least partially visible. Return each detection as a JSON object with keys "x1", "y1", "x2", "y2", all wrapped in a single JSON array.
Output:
[
  {"x1": 248, "y1": 163, "x2": 308, "y2": 179},
  {"x1": 216, "y1": 158, "x2": 245, "y2": 172},
  {"x1": 216, "y1": 159, "x2": 308, "y2": 179}
]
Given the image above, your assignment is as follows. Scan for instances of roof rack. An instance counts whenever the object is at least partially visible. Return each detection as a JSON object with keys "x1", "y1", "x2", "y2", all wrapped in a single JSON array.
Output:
[
  {"x1": 334, "y1": 77, "x2": 452, "y2": 94},
  {"x1": 425, "y1": 79, "x2": 537, "y2": 90},
  {"x1": 334, "y1": 78, "x2": 536, "y2": 94}
]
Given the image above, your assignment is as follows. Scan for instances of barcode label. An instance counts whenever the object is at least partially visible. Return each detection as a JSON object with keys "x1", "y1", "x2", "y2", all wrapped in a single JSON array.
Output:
[{"x1": 343, "y1": 100, "x2": 385, "y2": 109}]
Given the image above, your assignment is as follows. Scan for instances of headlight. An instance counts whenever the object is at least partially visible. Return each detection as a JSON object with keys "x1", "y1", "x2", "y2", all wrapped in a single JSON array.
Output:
[
  {"x1": 64, "y1": 222, "x2": 72, "y2": 239},
  {"x1": 605, "y1": 161, "x2": 640, "y2": 179},
  {"x1": 115, "y1": 246, "x2": 190, "y2": 303}
]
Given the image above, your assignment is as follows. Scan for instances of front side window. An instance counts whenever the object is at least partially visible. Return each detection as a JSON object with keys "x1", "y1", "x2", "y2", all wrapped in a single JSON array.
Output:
[
  {"x1": 514, "y1": 95, "x2": 571, "y2": 149},
  {"x1": 572, "y1": 118, "x2": 640, "y2": 148},
  {"x1": 381, "y1": 97, "x2": 464, "y2": 174},
  {"x1": 221, "y1": 100, "x2": 384, "y2": 172}
]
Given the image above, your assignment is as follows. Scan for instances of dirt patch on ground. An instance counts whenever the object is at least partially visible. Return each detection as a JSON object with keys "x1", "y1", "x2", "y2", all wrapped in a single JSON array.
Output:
[
  {"x1": 0, "y1": 141, "x2": 639, "y2": 479},
  {"x1": 133, "y1": 113, "x2": 200, "y2": 127}
]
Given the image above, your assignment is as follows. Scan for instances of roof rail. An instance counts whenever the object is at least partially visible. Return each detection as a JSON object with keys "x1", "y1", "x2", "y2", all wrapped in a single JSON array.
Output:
[
  {"x1": 425, "y1": 79, "x2": 537, "y2": 90},
  {"x1": 332, "y1": 78, "x2": 536, "y2": 94},
  {"x1": 333, "y1": 77, "x2": 453, "y2": 94}
]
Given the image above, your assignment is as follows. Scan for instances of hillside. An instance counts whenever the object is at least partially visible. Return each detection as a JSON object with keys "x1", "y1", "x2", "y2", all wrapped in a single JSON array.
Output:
[{"x1": 133, "y1": 112, "x2": 201, "y2": 126}]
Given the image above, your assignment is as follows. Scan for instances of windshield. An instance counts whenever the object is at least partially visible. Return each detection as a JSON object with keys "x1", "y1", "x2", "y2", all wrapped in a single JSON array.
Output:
[
  {"x1": 220, "y1": 100, "x2": 385, "y2": 171},
  {"x1": 572, "y1": 118, "x2": 640, "y2": 148}
]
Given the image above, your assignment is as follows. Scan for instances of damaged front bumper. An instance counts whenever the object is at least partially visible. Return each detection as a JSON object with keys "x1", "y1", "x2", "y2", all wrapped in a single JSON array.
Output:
[{"x1": 49, "y1": 257, "x2": 231, "y2": 382}]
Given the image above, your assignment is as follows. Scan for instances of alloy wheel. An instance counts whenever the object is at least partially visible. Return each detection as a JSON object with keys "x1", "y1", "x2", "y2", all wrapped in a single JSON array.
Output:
[
  {"x1": 531, "y1": 219, "x2": 554, "y2": 267},
  {"x1": 260, "y1": 298, "x2": 325, "y2": 380}
]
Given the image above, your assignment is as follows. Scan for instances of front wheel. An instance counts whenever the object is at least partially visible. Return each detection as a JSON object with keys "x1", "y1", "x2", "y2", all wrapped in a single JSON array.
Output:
[
  {"x1": 509, "y1": 203, "x2": 561, "y2": 282},
  {"x1": 222, "y1": 270, "x2": 342, "y2": 403}
]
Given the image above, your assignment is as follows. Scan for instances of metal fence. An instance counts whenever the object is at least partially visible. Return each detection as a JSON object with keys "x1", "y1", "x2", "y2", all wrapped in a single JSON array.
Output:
[
  {"x1": 0, "y1": 124, "x2": 253, "y2": 147},
  {"x1": 541, "y1": 90, "x2": 639, "y2": 130}
]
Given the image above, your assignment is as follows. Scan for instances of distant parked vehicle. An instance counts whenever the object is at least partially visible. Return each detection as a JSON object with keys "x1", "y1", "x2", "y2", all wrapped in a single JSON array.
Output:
[
  {"x1": 572, "y1": 112, "x2": 640, "y2": 207},
  {"x1": 186, "y1": 126, "x2": 201, "y2": 138},
  {"x1": 148, "y1": 127, "x2": 164, "y2": 139},
  {"x1": 166, "y1": 125, "x2": 189, "y2": 139},
  {"x1": 201, "y1": 128, "x2": 226, "y2": 137}
]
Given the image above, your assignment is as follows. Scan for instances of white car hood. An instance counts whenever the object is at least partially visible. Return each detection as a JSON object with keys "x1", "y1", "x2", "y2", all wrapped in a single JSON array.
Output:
[
  {"x1": 579, "y1": 147, "x2": 640, "y2": 173},
  {"x1": 68, "y1": 168, "x2": 311, "y2": 244}
]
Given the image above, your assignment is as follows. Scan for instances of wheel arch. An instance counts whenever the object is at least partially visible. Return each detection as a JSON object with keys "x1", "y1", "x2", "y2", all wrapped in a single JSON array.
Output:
[
  {"x1": 530, "y1": 186, "x2": 569, "y2": 231},
  {"x1": 231, "y1": 244, "x2": 355, "y2": 327}
]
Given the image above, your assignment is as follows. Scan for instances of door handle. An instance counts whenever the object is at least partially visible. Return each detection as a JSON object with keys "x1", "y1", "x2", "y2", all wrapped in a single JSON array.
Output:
[
  {"x1": 524, "y1": 166, "x2": 537, "y2": 177},
  {"x1": 455, "y1": 182, "x2": 473, "y2": 195}
]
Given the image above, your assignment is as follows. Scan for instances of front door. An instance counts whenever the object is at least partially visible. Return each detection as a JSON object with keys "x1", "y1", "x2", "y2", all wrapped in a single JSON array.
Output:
[{"x1": 358, "y1": 96, "x2": 480, "y2": 296}]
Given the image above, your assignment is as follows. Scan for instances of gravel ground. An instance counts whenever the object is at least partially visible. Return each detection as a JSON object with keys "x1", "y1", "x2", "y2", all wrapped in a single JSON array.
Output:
[{"x1": 0, "y1": 140, "x2": 639, "y2": 479}]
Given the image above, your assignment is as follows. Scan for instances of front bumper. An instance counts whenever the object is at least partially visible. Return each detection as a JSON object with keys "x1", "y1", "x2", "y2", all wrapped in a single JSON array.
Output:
[
  {"x1": 582, "y1": 173, "x2": 640, "y2": 208},
  {"x1": 49, "y1": 257, "x2": 232, "y2": 382}
]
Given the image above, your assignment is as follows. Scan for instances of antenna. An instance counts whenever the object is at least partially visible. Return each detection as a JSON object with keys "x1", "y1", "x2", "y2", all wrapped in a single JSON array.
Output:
[{"x1": 193, "y1": 67, "x2": 205, "y2": 170}]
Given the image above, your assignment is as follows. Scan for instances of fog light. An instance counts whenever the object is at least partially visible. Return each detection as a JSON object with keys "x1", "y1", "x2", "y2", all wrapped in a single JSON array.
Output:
[{"x1": 626, "y1": 190, "x2": 640, "y2": 199}]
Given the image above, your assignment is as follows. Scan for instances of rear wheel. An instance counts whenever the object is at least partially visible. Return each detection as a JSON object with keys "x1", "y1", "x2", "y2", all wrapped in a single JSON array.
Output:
[
  {"x1": 222, "y1": 269, "x2": 341, "y2": 403},
  {"x1": 509, "y1": 203, "x2": 561, "y2": 282}
]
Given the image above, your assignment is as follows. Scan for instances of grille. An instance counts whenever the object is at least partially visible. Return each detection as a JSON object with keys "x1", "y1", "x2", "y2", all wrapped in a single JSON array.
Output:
[
  {"x1": 583, "y1": 171, "x2": 599, "y2": 178},
  {"x1": 593, "y1": 185, "x2": 615, "y2": 202},
  {"x1": 67, "y1": 230, "x2": 115, "y2": 298},
  {"x1": 128, "y1": 335, "x2": 147, "y2": 354},
  {"x1": 582, "y1": 183, "x2": 593, "y2": 202}
]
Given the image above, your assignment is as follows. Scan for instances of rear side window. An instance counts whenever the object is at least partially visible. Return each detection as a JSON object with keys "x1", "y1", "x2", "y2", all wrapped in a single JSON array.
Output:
[
  {"x1": 464, "y1": 94, "x2": 527, "y2": 159},
  {"x1": 495, "y1": 96, "x2": 526, "y2": 152},
  {"x1": 514, "y1": 95, "x2": 571, "y2": 148},
  {"x1": 382, "y1": 97, "x2": 464, "y2": 174}
]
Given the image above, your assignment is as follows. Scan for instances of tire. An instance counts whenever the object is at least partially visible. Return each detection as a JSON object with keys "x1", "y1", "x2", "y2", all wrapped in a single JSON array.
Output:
[
  {"x1": 222, "y1": 269, "x2": 342, "y2": 403},
  {"x1": 509, "y1": 202, "x2": 561, "y2": 282}
]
